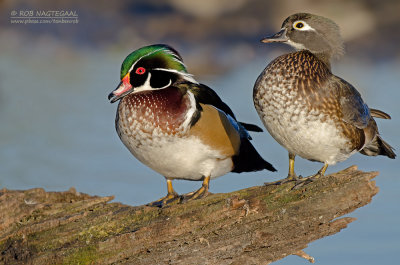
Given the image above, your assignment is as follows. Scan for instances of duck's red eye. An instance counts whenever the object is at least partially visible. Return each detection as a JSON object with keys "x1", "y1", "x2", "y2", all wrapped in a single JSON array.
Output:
[{"x1": 135, "y1": 67, "x2": 146, "y2": 75}]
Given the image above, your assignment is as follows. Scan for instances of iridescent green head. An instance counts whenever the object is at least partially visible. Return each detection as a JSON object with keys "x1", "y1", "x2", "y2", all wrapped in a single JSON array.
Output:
[
  {"x1": 108, "y1": 44, "x2": 197, "y2": 103},
  {"x1": 120, "y1": 44, "x2": 188, "y2": 80}
]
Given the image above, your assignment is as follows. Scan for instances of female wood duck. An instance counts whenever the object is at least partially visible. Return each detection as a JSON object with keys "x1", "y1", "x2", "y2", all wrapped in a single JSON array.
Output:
[{"x1": 253, "y1": 13, "x2": 395, "y2": 186}]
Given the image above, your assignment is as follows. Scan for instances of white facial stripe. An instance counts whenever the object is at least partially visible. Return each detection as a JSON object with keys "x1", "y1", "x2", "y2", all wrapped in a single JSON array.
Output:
[
  {"x1": 128, "y1": 48, "x2": 184, "y2": 75},
  {"x1": 159, "y1": 78, "x2": 172, "y2": 89},
  {"x1": 293, "y1": 20, "x2": 316, "y2": 31},
  {"x1": 164, "y1": 49, "x2": 186, "y2": 66},
  {"x1": 128, "y1": 48, "x2": 165, "y2": 74},
  {"x1": 129, "y1": 72, "x2": 175, "y2": 93},
  {"x1": 154, "y1": 68, "x2": 199, "y2": 84},
  {"x1": 181, "y1": 73, "x2": 198, "y2": 84},
  {"x1": 154, "y1": 68, "x2": 181, "y2": 73},
  {"x1": 131, "y1": 72, "x2": 153, "y2": 93}
]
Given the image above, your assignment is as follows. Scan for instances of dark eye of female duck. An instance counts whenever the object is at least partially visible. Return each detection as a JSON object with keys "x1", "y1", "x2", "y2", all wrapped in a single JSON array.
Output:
[{"x1": 294, "y1": 22, "x2": 304, "y2": 29}]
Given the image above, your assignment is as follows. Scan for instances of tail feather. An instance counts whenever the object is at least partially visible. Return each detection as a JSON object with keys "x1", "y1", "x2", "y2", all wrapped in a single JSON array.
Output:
[
  {"x1": 232, "y1": 138, "x2": 276, "y2": 173},
  {"x1": 360, "y1": 135, "x2": 396, "y2": 159},
  {"x1": 239, "y1": 122, "x2": 263, "y2": 132},
  {"x1": 370, "y1": 108, "x2": 391, "y2": 119}
]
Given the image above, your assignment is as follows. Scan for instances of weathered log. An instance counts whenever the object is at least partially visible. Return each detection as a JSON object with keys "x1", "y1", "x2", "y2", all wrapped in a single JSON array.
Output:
[{"x1": 0, "y1": 166, "x2": 378, "y2": 265}]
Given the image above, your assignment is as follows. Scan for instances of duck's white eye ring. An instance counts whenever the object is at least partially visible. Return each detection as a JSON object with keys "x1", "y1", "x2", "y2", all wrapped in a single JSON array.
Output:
[
  {"x1": 293, "y1": 20, "x2": 315, "y2": 31},
  {"x1": 294, "y1": 21, "x2": 304, "y2": 29}
]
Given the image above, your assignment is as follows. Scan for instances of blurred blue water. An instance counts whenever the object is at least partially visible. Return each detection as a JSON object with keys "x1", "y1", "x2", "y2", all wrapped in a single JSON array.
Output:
[{"x1": 0, "y1": 43, "x2": 399, "y2": 264}]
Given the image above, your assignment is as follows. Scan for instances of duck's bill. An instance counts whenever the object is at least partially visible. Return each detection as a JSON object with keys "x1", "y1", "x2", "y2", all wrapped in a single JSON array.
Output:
[
  {"x1": 261, "y1": 28, "x2": 288, "y2": 43},
  {"x1": 108, "y1": 79, "x2": 133, "y2": 103}
]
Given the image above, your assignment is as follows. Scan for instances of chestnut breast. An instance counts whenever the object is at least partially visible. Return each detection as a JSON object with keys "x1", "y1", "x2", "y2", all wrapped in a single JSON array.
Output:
[{"x1": 117, "y1": 87, "x2": 191, "y2": 136}]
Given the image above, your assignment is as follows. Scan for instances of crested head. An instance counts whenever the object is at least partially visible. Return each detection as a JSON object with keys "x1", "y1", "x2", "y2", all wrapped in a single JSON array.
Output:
[
  {"x1": 108, "y1": 44, "x2": 198, "y2": 103},
  {"x1": 120, "y1": 44, "x2": 188, "y2": 79},
  {"x1": 262, "y1": 13, "x2": 344, "y2": 61}
]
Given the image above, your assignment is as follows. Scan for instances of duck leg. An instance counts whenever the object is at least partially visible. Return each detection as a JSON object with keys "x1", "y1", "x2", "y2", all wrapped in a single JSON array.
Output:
[
  {"x1": 147, "y1": 179, "x2": 181, "y2": 207},
  {"x1": 292, "y1": 162, "x2": 328, "y2": 189},
  {"x1": 265, "y1": 153, "x2": 299, "y2": 185},
  {"x1": 182, "y1": 176, "x2": 211, "y2": 202}
]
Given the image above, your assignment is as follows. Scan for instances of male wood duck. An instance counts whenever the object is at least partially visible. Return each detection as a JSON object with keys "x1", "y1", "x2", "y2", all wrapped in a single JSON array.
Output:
[
  {"x1": 109, "y1": 44, "x2": 276, "y2": 206},
  {"x1": 253, "y1": 13, "x2": 395, "y2": 185}
]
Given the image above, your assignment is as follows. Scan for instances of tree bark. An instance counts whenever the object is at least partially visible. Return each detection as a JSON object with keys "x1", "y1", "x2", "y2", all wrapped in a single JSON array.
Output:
[{"x1": 0, "y1": 166, "x2": 378, "y2": 265}]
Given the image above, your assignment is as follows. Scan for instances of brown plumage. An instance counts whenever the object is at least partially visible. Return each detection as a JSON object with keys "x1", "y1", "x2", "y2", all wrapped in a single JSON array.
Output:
[{"x1": 254, "y1": 13, "x2": 395, "y2": 183}]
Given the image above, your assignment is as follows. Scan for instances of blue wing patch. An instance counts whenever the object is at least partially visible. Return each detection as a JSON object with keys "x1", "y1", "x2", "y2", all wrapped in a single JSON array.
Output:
[{"x1": 226, "y1": 114, "x2": 251, "y2": 139}]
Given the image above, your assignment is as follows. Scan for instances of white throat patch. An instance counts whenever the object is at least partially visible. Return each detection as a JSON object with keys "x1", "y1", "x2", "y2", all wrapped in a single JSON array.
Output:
[{"x1": 287, "y1": 40, "x2": 307, "y2": 50}]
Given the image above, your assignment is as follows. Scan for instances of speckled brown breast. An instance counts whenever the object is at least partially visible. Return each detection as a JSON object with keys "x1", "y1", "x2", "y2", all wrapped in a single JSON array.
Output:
[{"x1": 254, "y1": 50, "x2": 365, "y2": 159}]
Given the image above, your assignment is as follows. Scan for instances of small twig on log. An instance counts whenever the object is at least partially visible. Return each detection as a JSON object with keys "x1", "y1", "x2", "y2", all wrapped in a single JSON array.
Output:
[
  {"x1": 0, "y1": 166, "x2": 378, "y2": 265},
  {"x1": 294, "y1": 250, "x2": 315, "y2": 263}
]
